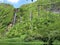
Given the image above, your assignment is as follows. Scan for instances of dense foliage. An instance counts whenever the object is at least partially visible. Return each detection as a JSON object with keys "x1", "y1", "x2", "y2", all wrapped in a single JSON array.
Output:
[
  {"x1": 0, "y1": 3, "x2": 14, "y2": 37},
  {"x1": 0, "y1": 0, "x2": 60, "y2": 45}
]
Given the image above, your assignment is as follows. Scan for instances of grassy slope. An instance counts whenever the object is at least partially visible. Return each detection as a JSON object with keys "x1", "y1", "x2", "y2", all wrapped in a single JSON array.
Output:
[
  {"x1": 0, "y1": 3, "x2": 14, "y2": 37},
  {"x1": 0, "y1": 0, "x2": 60, "y2": 44},
  {"x1": 5, "y1": 0, "x2": 60, "y2": 42}
]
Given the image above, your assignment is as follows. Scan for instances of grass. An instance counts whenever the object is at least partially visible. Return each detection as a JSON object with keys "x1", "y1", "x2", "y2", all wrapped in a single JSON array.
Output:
[
  {"x1": 0, "y1": 38, "x2": 60, "y2": 45},
  {"x1": 0, "y1": 38, "x2": 45, "y2": 45}
]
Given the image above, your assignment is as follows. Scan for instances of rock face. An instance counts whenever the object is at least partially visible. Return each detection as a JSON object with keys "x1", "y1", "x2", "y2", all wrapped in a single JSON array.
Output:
[{"x1": 45, "y1": 2, "x2": 60, "y2": 13}]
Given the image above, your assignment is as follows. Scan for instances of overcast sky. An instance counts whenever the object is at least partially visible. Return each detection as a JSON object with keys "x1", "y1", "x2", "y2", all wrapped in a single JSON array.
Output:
[{"x1": 0, "y1": 0, "x2": 37, "y2": 8}]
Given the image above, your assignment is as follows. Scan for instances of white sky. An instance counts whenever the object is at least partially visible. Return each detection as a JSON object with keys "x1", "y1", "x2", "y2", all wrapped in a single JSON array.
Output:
[
  {"x1": 0, "y1": 0, "x2": 3, "y2": 3},
  {"x1": 7, "y1": 0, "x2": 19, "y2": 3},
  {"x1": 0, "y1": 0, "x2": 37, "y2": 8}
]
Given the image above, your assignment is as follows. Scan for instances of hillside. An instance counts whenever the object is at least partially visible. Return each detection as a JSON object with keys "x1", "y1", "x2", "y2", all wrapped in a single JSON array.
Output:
[
  {"x1": 0, "y1": 3, "x2": 14, "y2": 37},
  {"x1": 0, "y1": 0, "x2": 60, "y2": 45}
]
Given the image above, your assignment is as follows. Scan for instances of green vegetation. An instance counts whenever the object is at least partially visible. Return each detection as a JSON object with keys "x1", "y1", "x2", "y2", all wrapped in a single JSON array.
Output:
[
  {"x1": 0, "y1": 3, "x2": 14, "y2": 38},
  {"x1": 0, "y1": 0, "x2": 60, "y2": 45}
]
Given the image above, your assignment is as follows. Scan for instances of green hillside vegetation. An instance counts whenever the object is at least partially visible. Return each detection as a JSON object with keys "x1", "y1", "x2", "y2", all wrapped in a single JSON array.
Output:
[
  {"x1": 0, "y1": 3, "x2": 14, "y2": 37},
  {"x1": 0, "y1": 0, "x2": 60, "y2": 45}
]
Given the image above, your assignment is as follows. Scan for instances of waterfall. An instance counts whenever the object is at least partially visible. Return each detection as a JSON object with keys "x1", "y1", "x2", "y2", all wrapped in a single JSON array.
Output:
[{"x1": 13, "y1": 13, "x2": 17, "y2": 25}]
